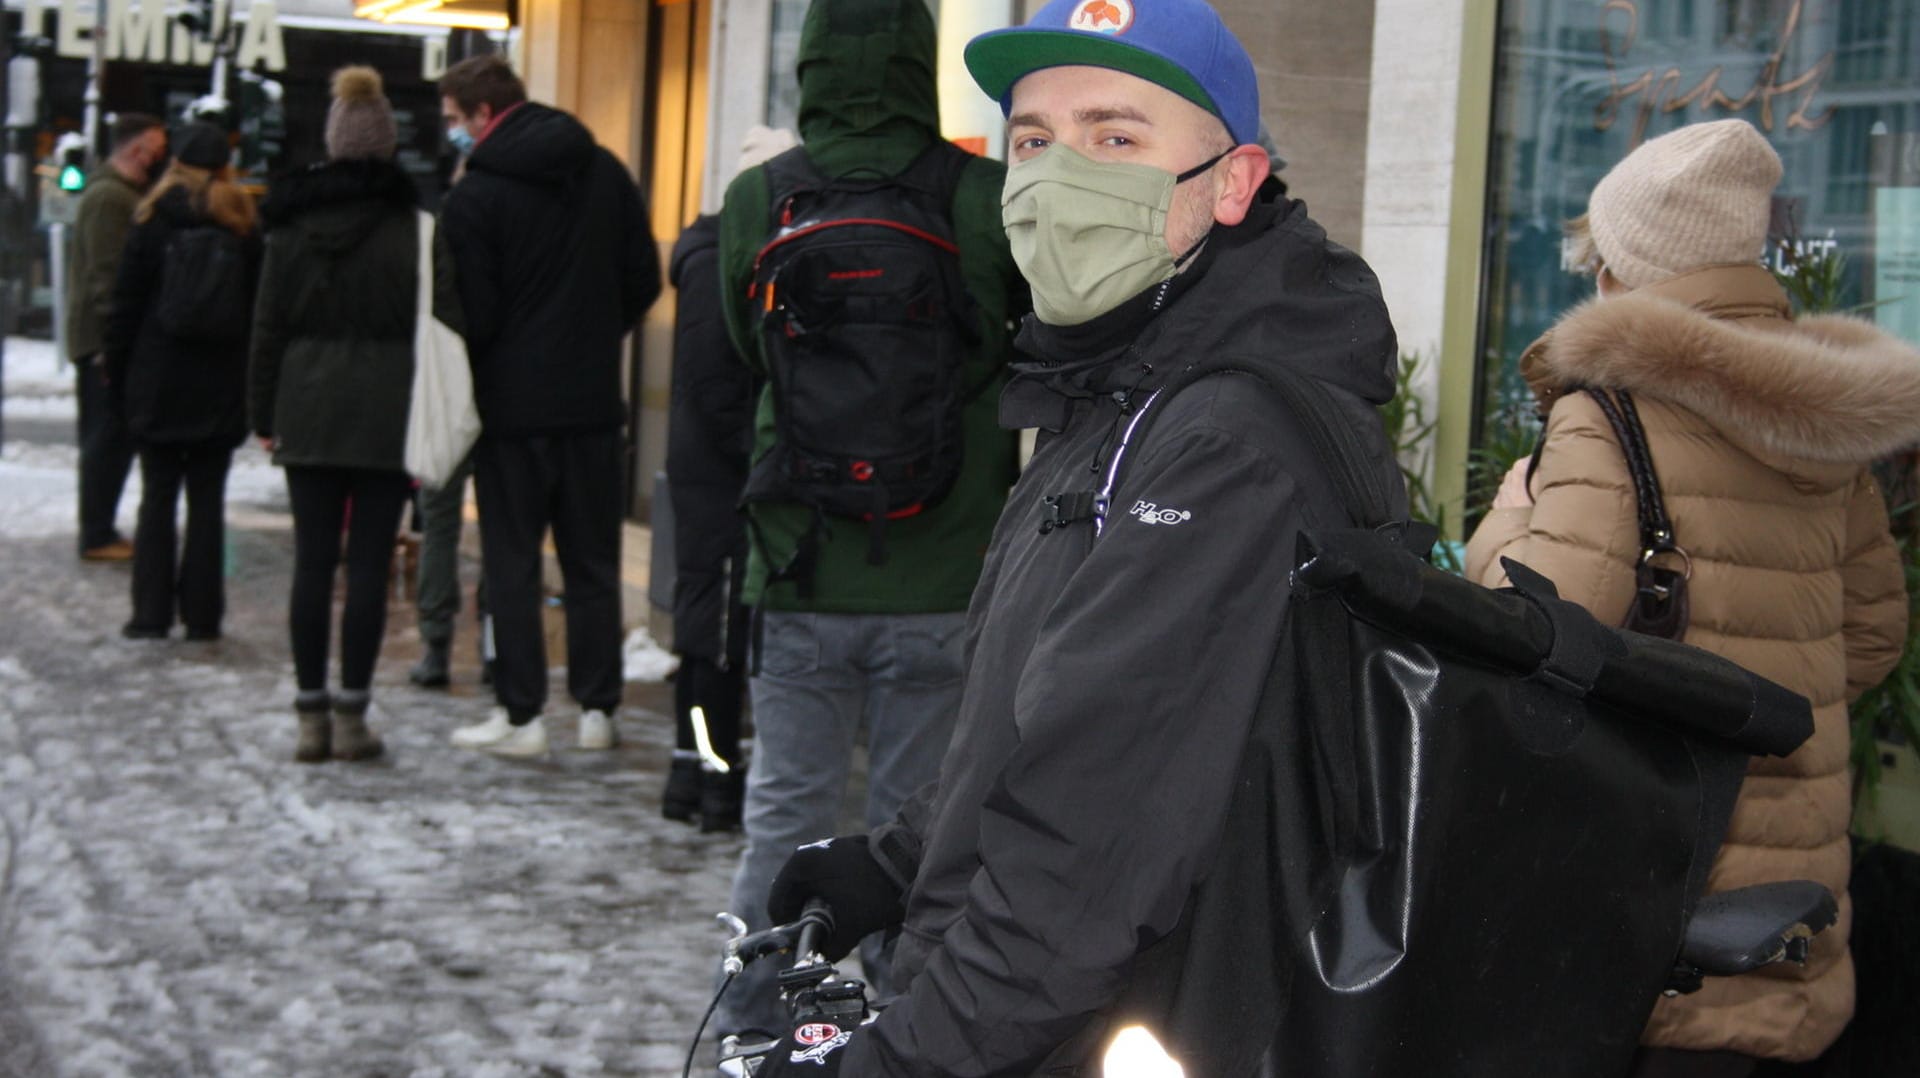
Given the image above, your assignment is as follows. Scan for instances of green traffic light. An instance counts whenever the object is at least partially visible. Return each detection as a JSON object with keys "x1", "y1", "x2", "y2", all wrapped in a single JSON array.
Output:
[{"x1": 58, "y1": 164, "x2": 86, "y2": 192}]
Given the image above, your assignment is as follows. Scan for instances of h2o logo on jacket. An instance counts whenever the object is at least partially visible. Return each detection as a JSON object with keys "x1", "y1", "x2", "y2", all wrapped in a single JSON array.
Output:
[
  {"x1": 1069, "y1": 0, "x2": 1134, "y2": 35},
  {"x1": 1129, "y1": 500, "x2": 1191, "y2": 526}
]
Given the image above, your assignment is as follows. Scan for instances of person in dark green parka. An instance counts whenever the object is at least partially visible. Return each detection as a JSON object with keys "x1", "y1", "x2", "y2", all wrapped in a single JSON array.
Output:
[
  {"x1": 250, "y1": 67, "x2": 462, "y2": 764},
  {"x1": 711, "y1": 0, "x2": 1028, "y2": 1044}
]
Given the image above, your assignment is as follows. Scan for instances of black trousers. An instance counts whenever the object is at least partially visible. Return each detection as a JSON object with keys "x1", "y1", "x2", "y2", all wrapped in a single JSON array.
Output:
[
  {"x1": 284, "y1": 466, "x2": 413, "y2": 694},
  {"x1": 129, "y1": 441, "x2": 232, "y2": 634},
  {"x1": 673, "y1": 597, "x2": 749, "y2": 762},
  {"x1": 76, "y1": 358, "x2": 136, "y2": 551},
  {"x1": 472, "y1": 430, "x2": 625, "y2": 720},
  {"x1": 673, "y1": 650, "x2": 746, "y2": 763}
]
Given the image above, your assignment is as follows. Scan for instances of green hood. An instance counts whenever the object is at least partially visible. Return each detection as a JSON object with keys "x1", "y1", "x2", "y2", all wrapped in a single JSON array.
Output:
[{"x1": 796, "y1": 0, "x2": 941, "y2": 176}]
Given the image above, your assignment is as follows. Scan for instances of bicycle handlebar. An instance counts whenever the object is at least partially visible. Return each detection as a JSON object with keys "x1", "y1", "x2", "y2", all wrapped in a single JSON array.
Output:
[{"x1": 723, "y1": 898, "x2": 838, "y2": 975}]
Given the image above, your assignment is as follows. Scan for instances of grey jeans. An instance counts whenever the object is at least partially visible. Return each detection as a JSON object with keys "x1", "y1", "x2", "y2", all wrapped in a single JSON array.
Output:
[
  {"x1": 713, "y1": 610, "x2": 964, "y2": 1038},
  {"x1": 415, "y1": 453, "x2": 473, "y2": 646}
]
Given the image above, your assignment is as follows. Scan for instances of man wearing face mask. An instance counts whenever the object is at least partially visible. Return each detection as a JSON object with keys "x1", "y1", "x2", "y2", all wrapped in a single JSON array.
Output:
[
  {"x1": 751, "y1": 0, "x2": 1404, "y2": 1074},
  {"x1": 68, "y1": 112, "x2": 167, "y2": 563},
  {"x1": 436, "y1": 55, "x2": 662, "y2": 756}
]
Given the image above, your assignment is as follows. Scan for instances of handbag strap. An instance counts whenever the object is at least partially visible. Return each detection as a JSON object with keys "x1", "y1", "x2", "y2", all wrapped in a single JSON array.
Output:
[
  {"x1": 1582, "y1": 387, "x2": 1678, "y2": 560},
  {"x1": 415, "y1": 210, "x2": 436, "y2": 321}
]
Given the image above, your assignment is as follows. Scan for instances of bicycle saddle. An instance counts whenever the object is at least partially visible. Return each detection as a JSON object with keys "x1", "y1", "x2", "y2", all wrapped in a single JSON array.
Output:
[{"x1": 1667, "y1": 880, "x2": 1838, "y2": 995}]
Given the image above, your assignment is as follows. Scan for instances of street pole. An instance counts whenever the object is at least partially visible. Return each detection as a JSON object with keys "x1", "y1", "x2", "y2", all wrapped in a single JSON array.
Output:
[
  {"x1": 1, "y1": 12, "x2": 11, "y2": 447},
  {"x1": 82, "y1": 0, "x2": 104, "y2": 163}
]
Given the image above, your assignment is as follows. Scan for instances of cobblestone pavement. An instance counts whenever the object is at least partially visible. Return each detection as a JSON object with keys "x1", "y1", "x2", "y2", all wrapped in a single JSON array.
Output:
[{"x1": 0, "y1": 462, "x2": 749, "y2": 1077}]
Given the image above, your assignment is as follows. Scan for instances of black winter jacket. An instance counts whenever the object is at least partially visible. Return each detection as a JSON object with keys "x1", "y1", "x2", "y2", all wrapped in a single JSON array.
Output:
[
  {"x1": 440, "y1": 103, "x2": 662, "y2": 437},
  {"x1": 665, "y1": 214, "x2": 753, "y2": 660},
  {"x1": 106, "y1": 187, "x2": 261, "y2": 447},
  {"x1": 846, "y1": 187, "x2": 1408, "y2": 1076},
  {"x1": 250, "y1": 159, "x2": 460, "y2": 472}
]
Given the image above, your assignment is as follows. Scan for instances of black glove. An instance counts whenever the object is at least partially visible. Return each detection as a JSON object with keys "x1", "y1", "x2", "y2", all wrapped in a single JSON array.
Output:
[
  {"x1": 767, "y1": 835, "x2": 904, "y2": 962},
  {"x1": 753, "y1": 1020, "x2": 854, "y2": 1076}
]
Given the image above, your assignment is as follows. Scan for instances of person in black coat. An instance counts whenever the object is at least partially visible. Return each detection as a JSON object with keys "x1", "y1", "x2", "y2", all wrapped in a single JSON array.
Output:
[
  {"x1": 437, "y1": 55, "x2": 662, "y2": 757},
  {"x1": 106, "y1": 122, "x2": 261, "y2": 642},
  {"x1": 251, "y1": 67, "x2": 461, "y2": 763},
  {"x1": 660, "y1": 125, "x2": 797, "y2": 830},
  {"x1": 662, "y1": 213, "x2": 754, "y2": 830}
]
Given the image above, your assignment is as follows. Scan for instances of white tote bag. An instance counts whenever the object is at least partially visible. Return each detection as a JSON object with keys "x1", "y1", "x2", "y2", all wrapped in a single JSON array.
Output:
[{"x1": 403, "y1": 210, "x2": 481, "y2": 487}]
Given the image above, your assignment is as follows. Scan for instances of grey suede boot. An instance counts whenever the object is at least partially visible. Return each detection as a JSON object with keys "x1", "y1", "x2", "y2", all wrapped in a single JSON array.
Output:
[
  {"x1": 331, "y1": 690, "x2": 385, "y2": 762},
  {"x1": 295, "y1": 691, "x2": 332, "y2": 763}
]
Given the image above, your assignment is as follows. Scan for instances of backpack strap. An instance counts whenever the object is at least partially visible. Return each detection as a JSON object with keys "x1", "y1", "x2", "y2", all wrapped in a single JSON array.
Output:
[
  {"x1": 892, "y1": 139, "x2": 974, "y2": 209},
  {"x1": 760, "y1": 146, "x2": 825, "y2": 232}
]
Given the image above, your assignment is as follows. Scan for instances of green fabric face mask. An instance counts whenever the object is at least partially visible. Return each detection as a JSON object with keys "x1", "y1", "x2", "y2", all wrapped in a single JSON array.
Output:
[{"x1": 1002, "y1": 145, "x2": 1223, "y2": 327}]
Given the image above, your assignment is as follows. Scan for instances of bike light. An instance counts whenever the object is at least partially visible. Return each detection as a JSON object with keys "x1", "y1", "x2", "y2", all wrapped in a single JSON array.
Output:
[{"x1": 1102, "y1": 1025, "x2": 1185, "y2": 1078}]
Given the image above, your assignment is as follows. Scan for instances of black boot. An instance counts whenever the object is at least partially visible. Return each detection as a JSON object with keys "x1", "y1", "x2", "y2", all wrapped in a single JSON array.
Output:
[
  {"x1": 663, "y1": 754, "x2": 701, "y2": 823},
  {"x1": 409, "y1": 639, "x2": 451, "y2": 688},
  {"x1": 699, "y1": 765, "x2": 746, "y2": 834}
]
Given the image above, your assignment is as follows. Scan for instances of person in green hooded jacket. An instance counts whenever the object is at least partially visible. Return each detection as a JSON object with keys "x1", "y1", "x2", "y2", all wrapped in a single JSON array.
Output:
[{"x1": 710, "y1": 0, "x2": 1026, "y2": 1043}]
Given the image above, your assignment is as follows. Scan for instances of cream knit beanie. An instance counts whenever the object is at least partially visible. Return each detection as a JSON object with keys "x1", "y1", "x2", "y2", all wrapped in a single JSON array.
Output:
[
  {"x1": 736, "y1": 125, "x2": 800, "y2": 178},
  {"x1": 1586, "y1": 119, "x2": 1782, "y2": 290},
  {"x1": 325, "y1": 66, "x2": 398, "y2": 162}
]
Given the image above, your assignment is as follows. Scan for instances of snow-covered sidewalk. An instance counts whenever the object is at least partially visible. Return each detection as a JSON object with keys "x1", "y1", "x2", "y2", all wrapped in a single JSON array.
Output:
[{"x1": 0, "y1": 339, "x2": 746, "y2": 1076}]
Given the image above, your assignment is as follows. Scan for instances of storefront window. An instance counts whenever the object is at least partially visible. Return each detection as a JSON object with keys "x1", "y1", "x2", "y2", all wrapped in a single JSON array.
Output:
[{"x1": 1480, "y1": 0, "x2": 1920, "y2": 435}]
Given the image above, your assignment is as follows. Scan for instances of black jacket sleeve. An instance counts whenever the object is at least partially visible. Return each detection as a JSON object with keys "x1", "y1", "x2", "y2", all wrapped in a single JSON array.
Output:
[
  {"x1": 846, "y1": 425, "x2": 1304, "y2": 1077},
  {"x1": 439, "y1": 186, "x2": 501, "y2": 358},
  {"x1": 248, "y1": 230, "x2": 289, "y2": 438},
  {"x1": 103, "y1": 219, "x2": 162, "y2": 405},
  {"x1": 614, "y1": 152, "x2": 663, "y2": 327},
  {"x1": 431, "y1": 221, "x2": 466, "y2": 336},
  {"x1": 869, "y1": 780, "x2": 938, "y2": 894}
]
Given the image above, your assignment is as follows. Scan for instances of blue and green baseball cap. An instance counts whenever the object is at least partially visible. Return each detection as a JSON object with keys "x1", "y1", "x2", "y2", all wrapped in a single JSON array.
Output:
[{"x1": 965, "y1": 0, "x2": 1260, "y2": 146}]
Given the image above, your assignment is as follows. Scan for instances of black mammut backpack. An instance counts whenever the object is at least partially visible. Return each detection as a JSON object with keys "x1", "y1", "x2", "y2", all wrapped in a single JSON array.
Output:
[
  {"x1": 155, "y1": 225, "x2": 249, "y2": 341},
  {"x1": 740, "y1": 142, "x2": 978, "y2": 573}
]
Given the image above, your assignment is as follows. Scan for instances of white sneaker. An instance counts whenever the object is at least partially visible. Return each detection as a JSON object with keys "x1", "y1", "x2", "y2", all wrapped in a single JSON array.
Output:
[
  {"x1": 482, "y1": 716, "x2": 548, "y2": 757},
  {"x1": 578, "y1": 709, "x2": 618, "y2": 750},
  {"x1": 450, "y1": 707, "x2": 514, "y2": 748}
]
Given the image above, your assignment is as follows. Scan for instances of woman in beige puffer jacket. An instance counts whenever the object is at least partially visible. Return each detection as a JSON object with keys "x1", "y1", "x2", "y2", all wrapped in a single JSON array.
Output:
[{"x1": 1466, "y1": 120, "x2": 1920, "y2": 1073}]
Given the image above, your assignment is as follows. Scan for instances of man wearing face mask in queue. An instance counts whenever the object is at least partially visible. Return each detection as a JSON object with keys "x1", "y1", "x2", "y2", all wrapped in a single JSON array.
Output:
[
  {"x1": 437, "y1": 55, "x2": 662, "y2": 755},
  {"x1": 749, "y1": 0, "x2": 1405, "y2": 1074}
]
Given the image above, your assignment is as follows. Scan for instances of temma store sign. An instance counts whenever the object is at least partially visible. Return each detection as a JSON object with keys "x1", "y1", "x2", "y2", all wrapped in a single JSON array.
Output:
[{"x1": 19, "y1": 0, "x2": 288, "y2": 73}]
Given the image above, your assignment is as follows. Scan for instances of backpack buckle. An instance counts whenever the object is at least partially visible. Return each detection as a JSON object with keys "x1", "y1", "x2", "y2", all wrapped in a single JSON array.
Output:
[{"x1": 1039, "y1": 491, "x2": 1101, "y2": 535}]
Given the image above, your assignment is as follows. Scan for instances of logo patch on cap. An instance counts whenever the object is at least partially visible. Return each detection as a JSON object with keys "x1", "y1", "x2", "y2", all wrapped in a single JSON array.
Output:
[{"x1": 1068, "y1": 0, "x2": 1134, "y2": 35}]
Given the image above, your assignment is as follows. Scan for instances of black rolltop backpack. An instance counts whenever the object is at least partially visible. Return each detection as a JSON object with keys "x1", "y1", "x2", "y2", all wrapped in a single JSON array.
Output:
[{"x1": 1058, "y1": 360, "x2": 1833, "y2": 1077}]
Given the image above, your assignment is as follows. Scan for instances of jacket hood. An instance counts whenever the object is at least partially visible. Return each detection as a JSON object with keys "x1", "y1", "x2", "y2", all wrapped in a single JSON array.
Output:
[
  {"x1": 669, "y1": 213, "x2": 720, "y2": 288},
  {"x1": 261, "y1": 159, "x2": 417, "y2": 254},
  {"x1": 1010, "y1": 187, "x2": 1399, "y2": 414},
  {"x1": 467, "y1": 103, "x2": 596, "y2": 186},
  {"x1": 795, "y1": 0, "x2": 940, "y2": 157},
  {"x1": 1530, "y1": 263, "x2": 1920, "y2": 464}
]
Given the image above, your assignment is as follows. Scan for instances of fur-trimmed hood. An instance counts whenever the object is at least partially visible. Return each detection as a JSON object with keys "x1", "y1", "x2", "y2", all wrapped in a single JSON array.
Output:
[{"x1": 1526, "y1": 263, "x2": 1920, "y2": 465}]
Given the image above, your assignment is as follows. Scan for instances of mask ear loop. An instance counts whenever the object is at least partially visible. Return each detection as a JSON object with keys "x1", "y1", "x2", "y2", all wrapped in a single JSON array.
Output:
[
  {"x1": 1168, "y1": 148, "x2": 1233, "y2": 269},
  {"x1": 1173, "y1": 148, "x2": 1231, "y2": 183}
]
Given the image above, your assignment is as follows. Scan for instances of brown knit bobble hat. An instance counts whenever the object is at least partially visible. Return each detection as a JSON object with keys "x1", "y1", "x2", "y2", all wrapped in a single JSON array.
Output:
[
  {"x1": 1585, "y1": 119, "x2": 1782, "y2": 290},
  {"x1": 326, "y1": 66, "x2": 398, "y2": 161}
]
